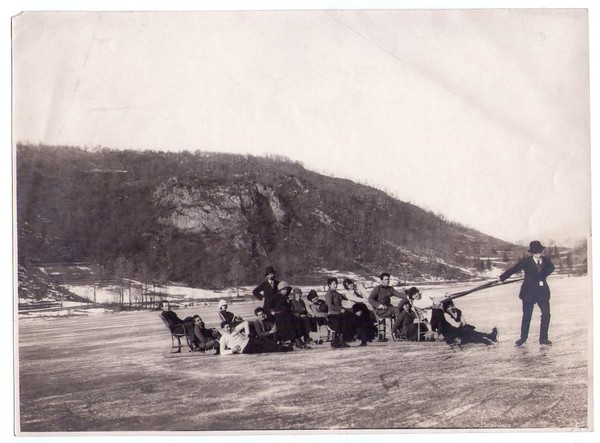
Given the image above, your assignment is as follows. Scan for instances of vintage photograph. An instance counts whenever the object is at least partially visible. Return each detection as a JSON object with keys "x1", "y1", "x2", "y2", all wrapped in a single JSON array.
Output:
[{"x1": 11, "y1": 6, "x2": 592, "y2": 436}]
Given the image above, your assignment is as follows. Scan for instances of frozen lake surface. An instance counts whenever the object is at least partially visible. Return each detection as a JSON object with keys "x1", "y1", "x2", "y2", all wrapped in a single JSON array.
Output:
[{"x1": 17, "y1": 275, "x2": 591, "y2": 432}]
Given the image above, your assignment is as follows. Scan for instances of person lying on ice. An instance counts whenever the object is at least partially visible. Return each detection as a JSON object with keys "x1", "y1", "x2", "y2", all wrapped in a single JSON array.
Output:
[
  {"x1": 218, "y1": 321, "x2": 293, "y2": 355},
  {"x1": 430, "y1": 298, "x2": 498, "y2": 346}
]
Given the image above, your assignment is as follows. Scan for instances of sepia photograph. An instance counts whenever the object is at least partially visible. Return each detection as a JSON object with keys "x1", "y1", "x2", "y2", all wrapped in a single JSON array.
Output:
[{"x1": 7, "y1": 1, "x2": 596, "y2": 439}]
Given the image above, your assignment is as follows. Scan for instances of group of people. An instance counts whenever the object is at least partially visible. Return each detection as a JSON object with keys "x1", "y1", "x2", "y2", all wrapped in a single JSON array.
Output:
[
  {"x1": 252, "y1": 266, "x2": 380, "y2": 348},
  {"x1": 160, "y1": 240, "x2": 556, "y2": 355}
]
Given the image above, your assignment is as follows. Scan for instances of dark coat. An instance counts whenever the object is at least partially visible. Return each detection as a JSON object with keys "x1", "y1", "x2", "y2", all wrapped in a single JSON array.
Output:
[
  {"x1": 324, "y1": 289, "x2": 345, "y2": 315},
  {"x1": 253, "y1": 280, "x2": 279, "y2": 307},
  {"x1": 290, "y1": 299, "x2": 309, "y2": 317},
  {"x1": 160, "y1": 310, "x2": 195, "y2": 345},
  {"x1": 253, "y1": 317, "x2": 276, "y2": 340},
  {"x1": 499, "y1": 255, "x2": 555, "y2": 302},
  {"x1": 266, "y1": 292, "x2": 292, "y2": 314},
  {"x1": 267, "y1": 293, "x2": 297, "y2": 342},
  {"x1": 160, "y1": 310, "x2": 193, "y2": 330},
  {"x1": 368, "y1": 285, "x2": 406, "y2": 309}
]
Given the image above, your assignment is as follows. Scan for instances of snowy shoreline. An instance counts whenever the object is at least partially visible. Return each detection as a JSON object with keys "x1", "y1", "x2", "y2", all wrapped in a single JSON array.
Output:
[{"x1": 17, "y1": 274, "x2": 577, "y2": 321}]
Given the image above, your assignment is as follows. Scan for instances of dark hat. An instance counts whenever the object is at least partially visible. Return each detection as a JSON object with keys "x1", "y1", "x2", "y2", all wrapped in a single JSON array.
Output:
[
  {"x1": 292, "y1": 287, "x2": 302, "y2": 295},
  {"x1": 528, "y1": 240, "x2": 545, "y2": 254},
  {"x1": 264, "y1": 266, "x2": 277, "y2": 276},
  {"x1": 404, "y1": 287, "x2": 420, "y2": 297},
  {"x1": 441, "y1": 298, "x2": 455, "y2": 310},
  {"x1": 307, "y1": 290, "x2": 318, "y2": 301}
]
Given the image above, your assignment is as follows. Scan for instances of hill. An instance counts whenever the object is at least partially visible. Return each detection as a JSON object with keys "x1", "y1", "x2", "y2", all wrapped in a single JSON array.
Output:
[{"x1": 17, "y1": 143, "x2": 525, "y2": 290}]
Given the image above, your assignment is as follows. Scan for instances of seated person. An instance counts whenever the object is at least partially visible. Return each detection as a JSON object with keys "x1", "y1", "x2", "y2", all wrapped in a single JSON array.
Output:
[
  {"x1": 217, "y1": 299, "x2": 251, "y2": 337},
  {"x1": 253, "y1": 307, "x2": 278, "y2": 342},
  {"x1": 391, "y1": 302, "x2": 430, "y2": 341},
  {"x1": 192, "y1": 315, "x2": 221, "y2": 353},
  {"x1": 324, "y1": 277, "x2": 350, "y2": 348},
  {"x1": 351, "y1": 301, "x2": 377, "y2": 346},
  {"x1": 430, "y1": 298, "x2": 498, "y2": 346},
  {"x1": 342, "y1": 278, "x2": 370, "y2": 303},
  {"x1": 307, "y1": 290, "x2": 328, "y2": 321},
  {"x1": 343, "y1": 278, "x2": 377, "y2": 345},
  {"x1": 307, "y1": 290, "x2": 329, "y2": 344},
  {"x1": 368, "y1": 273, "x2": 405, "y2": 320},
  {"x1": 159, "y1": 300, "x2": 195, "y2": 349},
  {"x1": 219, "y1": 321, "x2": 293, "y2": 355},
  {"x1": 290, "y1": 287, "x2": 313, "y2": 345},
  {"x1": 400, "y1": 286, "x2": 422, "y2": 306},
  {"x1": 266, "y1": 281, "x2": 310, "y2": 349},
  {"x1": 392, "y1": 287, "x2": 429, "y2": 341},
  {"x1": 392, "y1": 301, "x2": 416, "y2": 340}
]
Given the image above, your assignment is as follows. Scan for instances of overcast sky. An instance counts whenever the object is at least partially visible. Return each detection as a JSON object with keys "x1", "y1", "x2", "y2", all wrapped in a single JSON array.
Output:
[{"x1": 12, "y1": 8, "x2": 590, "y2": 244}]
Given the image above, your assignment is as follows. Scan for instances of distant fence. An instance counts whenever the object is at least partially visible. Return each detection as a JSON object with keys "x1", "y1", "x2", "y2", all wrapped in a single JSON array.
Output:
[{"x1": 18, "y1": 301, "x2": 63, "y2": 312}]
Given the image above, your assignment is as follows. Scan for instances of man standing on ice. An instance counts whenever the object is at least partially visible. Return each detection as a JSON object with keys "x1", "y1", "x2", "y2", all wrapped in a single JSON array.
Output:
[
  {"x1": 252, "y1": 266, "x2": 279, "y2": 310},
  {"x1": 498, "y1": 240, "x2": 555, "y2": 347}
]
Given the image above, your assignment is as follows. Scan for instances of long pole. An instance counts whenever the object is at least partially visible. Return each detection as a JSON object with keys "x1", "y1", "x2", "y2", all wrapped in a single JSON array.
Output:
[
  {"x1": 426, "y1": 278, "x2": 523, "y2": 309},
  {"x1": 446, "y1": 278, "x2": 523, "y2": 300}
]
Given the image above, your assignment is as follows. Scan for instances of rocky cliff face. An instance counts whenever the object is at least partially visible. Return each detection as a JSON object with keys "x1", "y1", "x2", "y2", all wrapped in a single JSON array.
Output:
[
  {"x1": 153, "y1": 177, "x2": 298, "y2": 258},
  {"x1": 155, "y1": 179, "x2": 255, "y2": 250}
]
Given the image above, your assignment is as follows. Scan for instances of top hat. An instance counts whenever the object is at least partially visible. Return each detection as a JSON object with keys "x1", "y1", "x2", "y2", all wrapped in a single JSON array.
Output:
[
  {"x1": 264, "y1": 266, "x2": 277, "y2": 276},
  {"x1": 528, "y1": 240, "x2": 545, "y2": 254}
]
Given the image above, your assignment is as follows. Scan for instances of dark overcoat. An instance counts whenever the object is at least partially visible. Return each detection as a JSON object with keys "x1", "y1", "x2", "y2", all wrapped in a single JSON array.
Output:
[{"x1": 499, "y1": 255, "x2": 555, "y2": 303}]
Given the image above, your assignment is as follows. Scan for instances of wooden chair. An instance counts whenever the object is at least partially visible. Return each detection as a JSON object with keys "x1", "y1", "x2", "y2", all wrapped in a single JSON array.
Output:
[
  {"x1": 374, "y1": 312, "x2": 395, "y2": 342},
  {"x1": 308, "y1": 304, "x2": 333, "y2": 344},
  {"x1": 410, "y1": 303, "x2": 427, "y2": 342},
  {"x1": 160, "y1": 315, "x2": 193, "y2": 353}
]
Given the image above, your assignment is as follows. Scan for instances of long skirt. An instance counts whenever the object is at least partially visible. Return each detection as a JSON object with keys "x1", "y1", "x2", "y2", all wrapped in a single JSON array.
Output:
[{"x1": 273, "y1": 311, "x2": 297, "y2": 342}]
